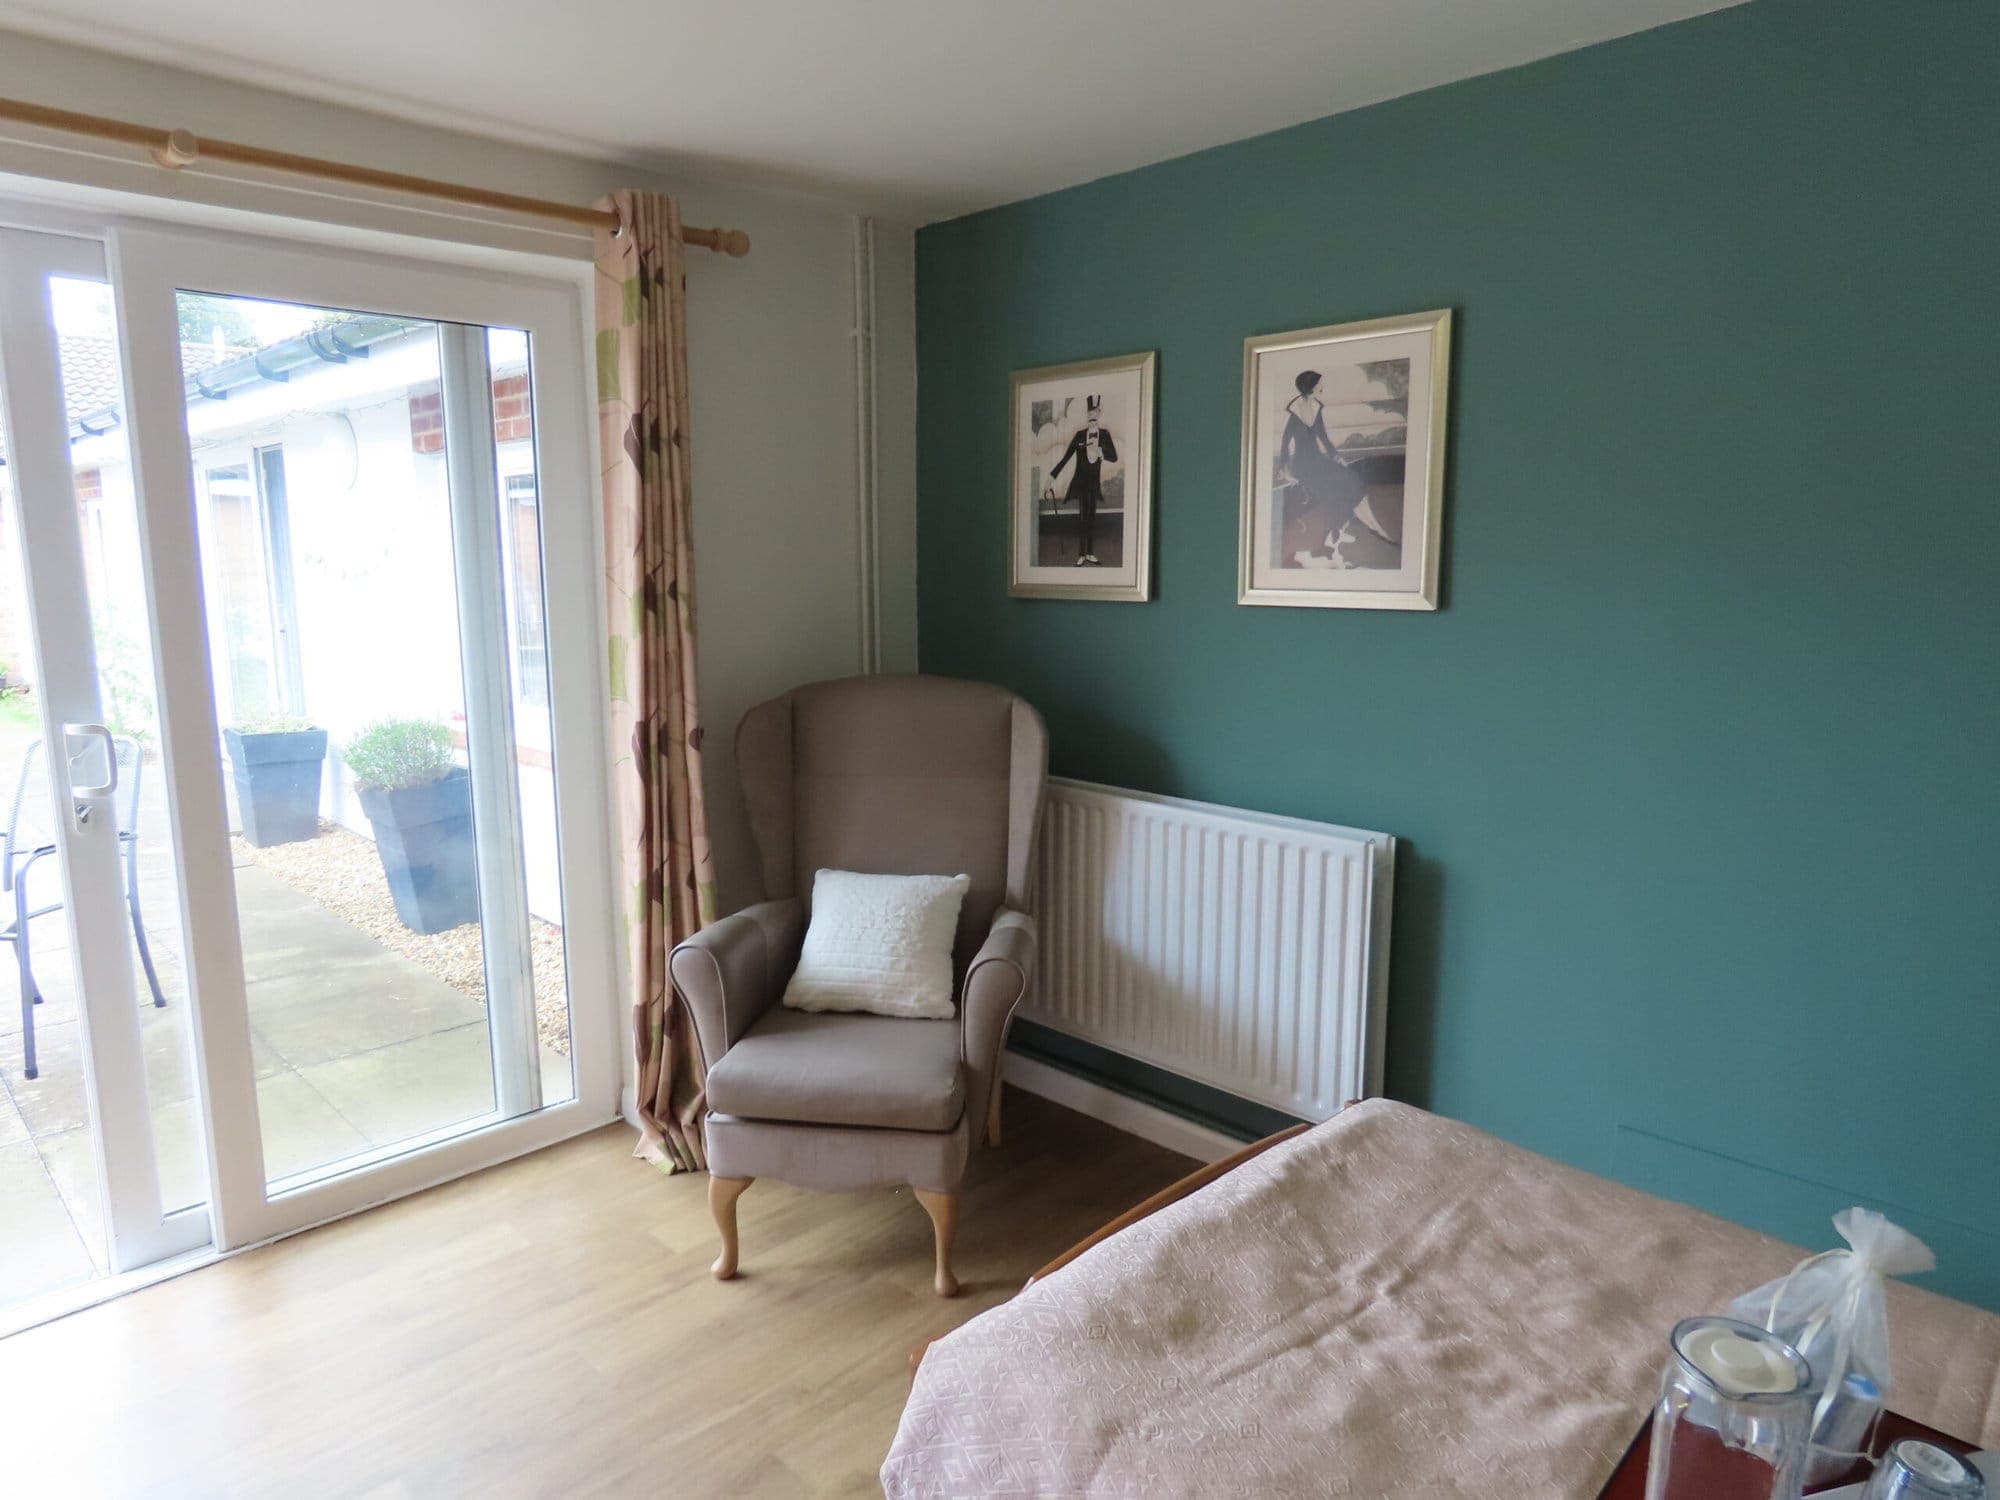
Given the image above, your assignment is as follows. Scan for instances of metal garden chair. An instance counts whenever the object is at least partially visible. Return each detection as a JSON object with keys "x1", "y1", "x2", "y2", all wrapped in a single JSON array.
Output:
[{"x1": 1, "y1": 734, "x2": 167, "y2": 1079}]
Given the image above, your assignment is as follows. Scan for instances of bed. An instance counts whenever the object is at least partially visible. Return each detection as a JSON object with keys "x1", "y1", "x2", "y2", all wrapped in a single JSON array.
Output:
[{"x1": 883, "y1": 1100, "x2": 2000, "y2": 1497}]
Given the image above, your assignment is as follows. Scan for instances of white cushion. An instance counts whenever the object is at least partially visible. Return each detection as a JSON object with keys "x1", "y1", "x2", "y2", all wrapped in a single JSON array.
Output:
[{"x1": 782, "y1": 869, "x2": 970, "y2": 1021}]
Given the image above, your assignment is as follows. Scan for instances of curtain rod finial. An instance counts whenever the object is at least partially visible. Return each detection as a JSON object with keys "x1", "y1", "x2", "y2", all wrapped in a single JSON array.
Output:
[{"x1": 680, "y1": 224, "x2": 751, "y2": 257}]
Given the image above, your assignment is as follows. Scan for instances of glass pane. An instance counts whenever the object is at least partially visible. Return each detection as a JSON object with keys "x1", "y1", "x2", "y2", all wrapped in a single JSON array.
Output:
[
  {"x1": 0, "y1": 416, "x2": 109, "y2": 1312},
  {"x1": 172, "y1": 293, "x2": 573, "y2": 1192},
  {"x1": 47, "y1": 276, "x2": 210, "y2": 1225}
]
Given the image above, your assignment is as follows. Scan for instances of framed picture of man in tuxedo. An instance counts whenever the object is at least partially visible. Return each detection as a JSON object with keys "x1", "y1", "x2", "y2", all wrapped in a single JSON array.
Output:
[
  {"x1": 1239, "y1": 309, "x2": 1452, "y2": 610},
  {"x1": 1009, "y1": 350, "x2": 1155, "y2": 601}
]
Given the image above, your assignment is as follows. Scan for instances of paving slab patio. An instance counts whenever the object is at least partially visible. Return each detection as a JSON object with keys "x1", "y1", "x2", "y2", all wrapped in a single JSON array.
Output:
[
  {"x1": 2, "y1": 748, "x2": 571, "y2": 1312},
  {"x1": 0, "y1": 1141, "x2": 95, "y2": 1297}
]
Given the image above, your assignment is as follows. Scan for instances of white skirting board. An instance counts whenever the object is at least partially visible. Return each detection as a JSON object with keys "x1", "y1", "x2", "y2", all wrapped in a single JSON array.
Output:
[{"x1": 1000, "y1": 1052, "x2": 1251, "y2": 1164}]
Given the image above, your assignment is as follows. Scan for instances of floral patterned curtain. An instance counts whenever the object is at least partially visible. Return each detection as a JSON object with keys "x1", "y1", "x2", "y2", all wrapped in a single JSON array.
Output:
[{"x1": 594, "y1": 191, "x2": 718, "y2": 1172}]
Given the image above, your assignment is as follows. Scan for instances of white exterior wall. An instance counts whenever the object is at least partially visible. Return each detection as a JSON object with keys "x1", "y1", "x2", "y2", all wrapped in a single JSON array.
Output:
[{"x1": 68, "y1": 339, "x2": 572, "y2": 922}]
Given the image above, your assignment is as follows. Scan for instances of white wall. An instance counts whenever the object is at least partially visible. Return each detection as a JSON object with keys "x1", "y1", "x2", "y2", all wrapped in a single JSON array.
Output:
[{"x1": 0, "y1": 28, "x2": 920, "y2": 920}]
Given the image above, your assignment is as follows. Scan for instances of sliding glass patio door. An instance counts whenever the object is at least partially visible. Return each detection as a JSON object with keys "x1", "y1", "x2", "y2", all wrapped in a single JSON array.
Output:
[{"x1": 0, "y1": 203, "x2": 616, "y2": 1308}]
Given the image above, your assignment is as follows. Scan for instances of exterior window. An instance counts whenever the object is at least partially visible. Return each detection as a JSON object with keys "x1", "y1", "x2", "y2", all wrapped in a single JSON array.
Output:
[
  {"x1": 198, "y1": 447, "x2": 299, "y2": 725},
  {"x1": 203, "y1": 461, "x2": 282, "y2": 722},
  {"x1": 504, "y1": 471, "x2": 549, "y2": 709},
  {"x1": 254, "y1": 444, "x2": 304, "y2": 715}
]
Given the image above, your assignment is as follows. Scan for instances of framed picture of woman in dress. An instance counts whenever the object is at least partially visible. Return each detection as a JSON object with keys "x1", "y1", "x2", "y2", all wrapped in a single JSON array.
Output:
[
  {"x1": 1238, "y1": 310, "x2": 1452, "y2": 610},
  {"x1": 1009, "y1": 350, "x2": 1155, "y2": 602}
]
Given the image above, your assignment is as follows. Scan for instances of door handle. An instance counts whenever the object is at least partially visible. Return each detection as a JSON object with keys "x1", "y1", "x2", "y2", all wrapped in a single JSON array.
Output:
[{"x1": 62, "y1": 721, "x2": 117, "y2": 830}]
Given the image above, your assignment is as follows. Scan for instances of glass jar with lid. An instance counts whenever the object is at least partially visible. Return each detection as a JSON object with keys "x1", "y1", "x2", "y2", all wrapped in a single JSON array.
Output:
[
  {"x1": 1863, "y1": 1439, "x2": 1988, "y2": 1500},
  {"x1": 1646, "y1": 1315, "x2": 1815, "y2": 1500}
]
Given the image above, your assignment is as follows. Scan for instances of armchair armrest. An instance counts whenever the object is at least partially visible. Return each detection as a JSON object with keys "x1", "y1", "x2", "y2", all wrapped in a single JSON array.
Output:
[
  {"x1": 960, "y1": 907, "x2": 1036, "y2": 1150},
  {"x1": 669, "y1": 897, "x2": 805, "y2": 1071}
]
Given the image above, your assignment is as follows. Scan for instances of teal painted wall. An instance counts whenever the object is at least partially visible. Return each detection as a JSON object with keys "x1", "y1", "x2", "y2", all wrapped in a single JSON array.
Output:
[{"x1": 915, "y1": 0, "x2": 2000, "y2": 1309}]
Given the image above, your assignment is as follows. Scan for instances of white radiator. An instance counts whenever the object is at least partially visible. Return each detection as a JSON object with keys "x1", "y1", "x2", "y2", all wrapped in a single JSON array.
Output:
[{"x1": 1025, "y1": 778, "x2": 1393, "y2": 1123}]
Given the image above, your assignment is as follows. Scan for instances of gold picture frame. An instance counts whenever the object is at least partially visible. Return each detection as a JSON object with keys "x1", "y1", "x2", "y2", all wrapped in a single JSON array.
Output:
[
  {"x1": 1238, "y1": 309, "x2": 1452, "y2": 610},
  {"x1": 1009, "y1": 350, "x2": 1156, "y2": 602}
]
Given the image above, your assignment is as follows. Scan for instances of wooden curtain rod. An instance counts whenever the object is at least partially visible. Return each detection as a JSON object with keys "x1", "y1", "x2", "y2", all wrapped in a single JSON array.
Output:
[{"x1": 0, "y1": 95, "x2": 752, "y2": 257}]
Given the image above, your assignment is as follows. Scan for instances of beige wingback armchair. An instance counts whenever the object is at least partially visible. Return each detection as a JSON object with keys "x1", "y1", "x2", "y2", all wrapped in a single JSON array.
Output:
[{"x1": 668, "y1": 674, "x2": 1048, "y2": 1296}]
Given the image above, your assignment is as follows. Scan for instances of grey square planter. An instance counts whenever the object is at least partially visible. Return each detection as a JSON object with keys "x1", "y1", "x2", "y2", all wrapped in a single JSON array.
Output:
[
  {"x1": 355, "y1": 766, "x2": 480, "y2": 934},
  {"x1": 223, "y1": 727, "x2": 329, "y2": 847}
]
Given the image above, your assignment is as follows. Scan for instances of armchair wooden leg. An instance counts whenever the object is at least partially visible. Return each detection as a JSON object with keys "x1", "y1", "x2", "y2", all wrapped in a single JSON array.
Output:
[
  {"x1": 709, "y1": 1175, "x2": 753, "y2": 1281},
  {"x1": 914, "y1": 1188, "x2": 960, "y2": 1298}
]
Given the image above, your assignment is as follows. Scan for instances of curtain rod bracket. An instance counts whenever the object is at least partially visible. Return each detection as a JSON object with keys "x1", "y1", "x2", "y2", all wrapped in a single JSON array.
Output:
[{"x1": 151, "y1": 128, "x2": 200, "y2": 170}]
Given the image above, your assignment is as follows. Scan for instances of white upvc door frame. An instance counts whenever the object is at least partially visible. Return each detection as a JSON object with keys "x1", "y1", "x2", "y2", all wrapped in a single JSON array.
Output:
[
  {"x1": 0, "y1": 181, "x2": 621, "y2": 1317},
  {"x1": 0, "y1": 226, "x2": 204, "y2": 1272},
  {"x1": 438, "y1": 322, "x2": 544, "y2": 1120},
  {"x1": 106, "y1": 219, "x2": 619, "y2": 1250}
]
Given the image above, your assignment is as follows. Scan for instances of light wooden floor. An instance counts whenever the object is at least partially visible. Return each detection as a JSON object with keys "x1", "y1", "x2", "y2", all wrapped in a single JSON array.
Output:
[{"x1": 0, "y1": 1087, "x2": 1196, "y2": 1499}]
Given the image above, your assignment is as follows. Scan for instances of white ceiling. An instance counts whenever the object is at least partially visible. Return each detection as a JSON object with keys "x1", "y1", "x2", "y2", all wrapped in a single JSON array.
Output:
[{"x1": 0, "y1": 0, "x2": 1744, "y2": 221}]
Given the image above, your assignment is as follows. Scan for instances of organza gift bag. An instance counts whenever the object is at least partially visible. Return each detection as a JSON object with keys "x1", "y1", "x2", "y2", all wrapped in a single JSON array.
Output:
[{"x1": 1729, "y1": 1208, "x2": 1936, "y2": 1484}]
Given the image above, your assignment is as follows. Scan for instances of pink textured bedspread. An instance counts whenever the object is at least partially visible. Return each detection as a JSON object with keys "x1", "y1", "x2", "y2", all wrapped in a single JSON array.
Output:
[{"x1": 883, "y1": 1100, "x2": 2000, "y2": 1498}]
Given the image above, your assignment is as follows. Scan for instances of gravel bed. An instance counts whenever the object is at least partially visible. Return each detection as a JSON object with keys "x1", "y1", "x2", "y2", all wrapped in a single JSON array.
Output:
[{"x1": 232, "y1": 821, "x2": 571, "y2": 1055}]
